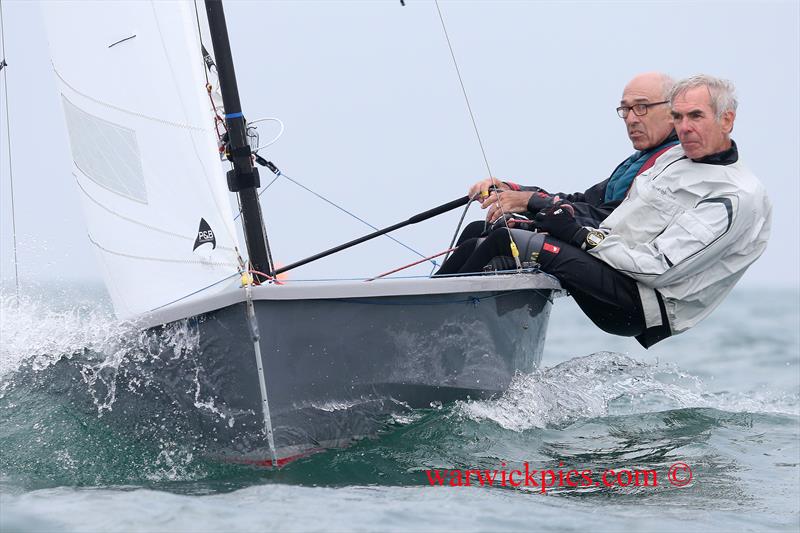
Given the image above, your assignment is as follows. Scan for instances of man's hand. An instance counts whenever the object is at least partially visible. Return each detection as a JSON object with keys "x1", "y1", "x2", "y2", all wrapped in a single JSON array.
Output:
[
  {"x1": 468, "y1": 177, "x2": 510, "y2": 200},
  {"x1": 533, "y1": 202, "x2": 588, "y2": 246},
  {"x1": 527, "y1": 191, "x2": 557, "y2": 214},
  {"x1": 483, "y1": 191, "x2": 535, "y2": 223}
]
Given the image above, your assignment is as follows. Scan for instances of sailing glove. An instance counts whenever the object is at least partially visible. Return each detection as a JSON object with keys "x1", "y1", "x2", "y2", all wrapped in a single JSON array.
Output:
[
  {"x1": 533, "y1": 202, "x2": 588, "y2": 246},
  {"x1": 526, "y1": 191, "x2": 558, "y2": 214}
]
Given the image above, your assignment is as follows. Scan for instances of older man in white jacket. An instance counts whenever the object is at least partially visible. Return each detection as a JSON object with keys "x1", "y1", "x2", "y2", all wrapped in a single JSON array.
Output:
[{"x1": 438, "y1": 74, "x2": 771, "y2": 347}]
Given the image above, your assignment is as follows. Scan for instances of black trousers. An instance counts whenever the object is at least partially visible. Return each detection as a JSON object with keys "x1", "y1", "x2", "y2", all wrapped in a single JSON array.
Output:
[{"x1": 437, "y1": 226, "x2": 671, "y2": 347}]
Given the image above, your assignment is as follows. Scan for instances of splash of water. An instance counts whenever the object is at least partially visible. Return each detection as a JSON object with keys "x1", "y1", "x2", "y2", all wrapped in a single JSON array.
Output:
[
  {"x1": 78, "y1": 319, "x2": 201, "y2": 415},
  {"x1": 458, "y1": 351, "x2": 799, "y2": 431},
  {"x1": 0, "y1": 290, "x2": 205, "y2": 418},
  {"x1": 0, "y1": 291, "x2": 131, "y2": 379}
]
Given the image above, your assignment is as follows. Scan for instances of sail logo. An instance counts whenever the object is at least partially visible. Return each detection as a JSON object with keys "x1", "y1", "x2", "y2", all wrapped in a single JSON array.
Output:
[{"x1": 193, "y1": 218, "x2": 217, "y2": 252}]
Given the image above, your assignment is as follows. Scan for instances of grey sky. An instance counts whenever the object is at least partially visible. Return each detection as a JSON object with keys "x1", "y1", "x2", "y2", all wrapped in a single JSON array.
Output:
[{"x1": 1, "y1": 0, "x2": 798, "y2": 287}]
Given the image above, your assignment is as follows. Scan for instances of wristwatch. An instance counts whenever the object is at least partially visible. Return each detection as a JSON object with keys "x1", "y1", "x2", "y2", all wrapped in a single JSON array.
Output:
[{"x1": 583, "y1": 230, "x2": 605, "y2": 250}]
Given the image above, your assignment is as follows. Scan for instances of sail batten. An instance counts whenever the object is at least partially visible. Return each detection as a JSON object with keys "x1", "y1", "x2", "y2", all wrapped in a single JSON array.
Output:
[
  {"x1": 72, "y1": 176, "x2": 237, "y2": 252},
  {"x1": 53, "y1": 65, "x2": 213, "y2": 132}
]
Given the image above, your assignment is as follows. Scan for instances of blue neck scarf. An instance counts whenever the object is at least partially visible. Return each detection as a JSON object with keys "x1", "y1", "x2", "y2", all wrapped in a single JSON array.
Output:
[{"x1": 604, "y1": 133, "x2": 679, "y2": 203}]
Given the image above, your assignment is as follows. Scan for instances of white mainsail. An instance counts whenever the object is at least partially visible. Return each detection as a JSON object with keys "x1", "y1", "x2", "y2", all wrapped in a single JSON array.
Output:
[{"x1": 41, "y1": 0, "x2": 242, "y2": 320}]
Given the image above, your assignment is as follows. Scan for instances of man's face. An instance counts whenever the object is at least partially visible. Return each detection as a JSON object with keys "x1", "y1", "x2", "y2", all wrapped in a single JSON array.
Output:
[
  {"x1": 620, "y1": 76, "x2": 674, "y2": 151},
  {"x1": 670, "y1": 86, "x2": 734, "y2": 160}
]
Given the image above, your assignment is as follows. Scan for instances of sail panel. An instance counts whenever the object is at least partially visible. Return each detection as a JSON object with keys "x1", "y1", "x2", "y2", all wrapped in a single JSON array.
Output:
[
  {"x1": 61, "y1": 95, "x2": 148, "y2": 204},
  {"x1": 42, "y1": 0, "x2": 242, "y2": 320}
]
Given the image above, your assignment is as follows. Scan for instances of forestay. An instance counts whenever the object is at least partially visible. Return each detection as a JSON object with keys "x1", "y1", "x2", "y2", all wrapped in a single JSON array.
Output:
[{"x1": 41, "y1": 0, "x2": 241, "y2": 320}]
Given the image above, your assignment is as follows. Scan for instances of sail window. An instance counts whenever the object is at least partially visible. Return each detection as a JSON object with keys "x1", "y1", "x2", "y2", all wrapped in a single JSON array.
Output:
[{"x1": 61, "y1": 95, "x2": 148, "y2": 203}]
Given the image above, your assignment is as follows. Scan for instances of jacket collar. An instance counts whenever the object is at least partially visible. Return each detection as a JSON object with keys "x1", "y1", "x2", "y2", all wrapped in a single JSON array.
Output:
[
  {"x1": 637, "y1": 131, "x2": 679, "y2": 157},
  {"x1": 661, "y1": 130, "x2": 680, "y2": 147},
  {"x1": 691, "y1": 139, "x2": 738, "y2": 165}
]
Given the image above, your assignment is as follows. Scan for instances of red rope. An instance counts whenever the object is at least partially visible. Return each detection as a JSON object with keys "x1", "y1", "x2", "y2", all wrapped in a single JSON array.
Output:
[
  {"x1": 247, "y1": 269, "x2": 284, "y2": 286},
  {"x1": 507, "y1": 218, "x2": 532, "y2": 227},
  {"x1": 365, "y1": 247, "x2": 457, "y2": 282}
]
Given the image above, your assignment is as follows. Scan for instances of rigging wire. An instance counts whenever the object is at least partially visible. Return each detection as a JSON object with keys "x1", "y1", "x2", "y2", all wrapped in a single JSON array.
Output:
[
  {"x1": 189, "y1": 0, "x2": 442, "y2": 273},
  {"x1": 0, "y1": 1, "x2": 20, "y2": 301},
  {"x1": 244, "y1": 162, "x2": 440, "y2": 268},
  {"x1": 192, "y1": 0, "x2": 249, "y2": 272},
  {"x1": 192, "y1": 0, "x2": 228, "y2": 140},
  {"x1": 432, "y1": 0, "x2": 522, "y2": 270},
  {"x1": 434, "y1": 195, "x2": 473, "y2": 275},
  {"x1": 191, "y1": 1, "x2": 515, "y2": 275},
  {"x1": 193, "y1": 0, "x2": 210, "y2": 87},
  {"x1": 433, "y1": 0, "x2": 492, "y2": 179}
]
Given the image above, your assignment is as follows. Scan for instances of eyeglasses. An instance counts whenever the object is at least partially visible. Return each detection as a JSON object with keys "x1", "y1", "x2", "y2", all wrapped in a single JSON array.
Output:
[{"x1": 616, "y1": 101, "x2": 669, "y2": 118}]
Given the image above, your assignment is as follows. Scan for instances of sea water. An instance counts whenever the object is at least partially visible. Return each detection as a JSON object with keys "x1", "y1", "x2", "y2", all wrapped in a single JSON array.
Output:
[{"x1": 0, "y1": 282, "x2": 797, "y2": 532}]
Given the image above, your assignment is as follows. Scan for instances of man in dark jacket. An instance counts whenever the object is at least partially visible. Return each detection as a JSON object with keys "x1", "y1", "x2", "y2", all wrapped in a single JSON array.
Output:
[{"x1": 466, "y1": 71, "x2": 678, "y2": 235}]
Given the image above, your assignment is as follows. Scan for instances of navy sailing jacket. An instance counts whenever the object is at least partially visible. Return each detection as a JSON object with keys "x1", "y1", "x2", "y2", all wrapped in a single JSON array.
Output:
[{"x1": 506, "y1": 132, "x2": 679, "y2": 228}]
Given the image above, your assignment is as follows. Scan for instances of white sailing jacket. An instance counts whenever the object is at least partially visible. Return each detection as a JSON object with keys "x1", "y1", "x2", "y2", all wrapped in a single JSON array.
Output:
[{"x1": 589, "y1": 143, "x2": 772, "y2": 335}]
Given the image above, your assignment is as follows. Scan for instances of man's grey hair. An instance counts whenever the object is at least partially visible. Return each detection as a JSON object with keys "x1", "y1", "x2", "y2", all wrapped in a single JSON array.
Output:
[
  {"x1": 658, "y1": 73, "x2": 675, "y2": 100},
  {"x1": 669, "y1": 74, "x2": 738, "y2": 119}
]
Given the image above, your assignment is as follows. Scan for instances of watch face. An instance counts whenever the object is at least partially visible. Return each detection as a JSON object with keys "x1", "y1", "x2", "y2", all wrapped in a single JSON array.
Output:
[{"x1": 587, "y1": 231, "x2": 604, "y2": 247}]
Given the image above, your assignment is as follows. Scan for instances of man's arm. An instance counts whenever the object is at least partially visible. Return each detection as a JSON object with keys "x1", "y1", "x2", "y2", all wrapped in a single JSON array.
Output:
[
  {"x1": 555, "y1": 178, "x2": 610, "y2": 205},
  {"x1": 512, "y1": 177, "x2": 608, "y2": 205},
  {"x1": 591, "y1": 196, "x2": 743, "y2": 287},
  {"x1": 571, "y1": 199, "x2": 622, "y2": 228},
  {"x1": 529, "y1": 178, "x2": 617, "y2": 227},
  {"x1": 478, "y1": 176, "x2": 616, "y2": 225}
]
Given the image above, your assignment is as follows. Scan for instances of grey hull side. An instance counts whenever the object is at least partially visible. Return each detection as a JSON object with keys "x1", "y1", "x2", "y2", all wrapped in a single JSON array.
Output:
[{"x1": 189, "y1": 279, "x2": 558, "y2": 465}]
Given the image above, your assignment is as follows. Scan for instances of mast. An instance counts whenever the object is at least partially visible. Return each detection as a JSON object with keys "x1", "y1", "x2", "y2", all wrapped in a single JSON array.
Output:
[{"x1": 204, "y1": 0, "x2": 273, "y2": 278}]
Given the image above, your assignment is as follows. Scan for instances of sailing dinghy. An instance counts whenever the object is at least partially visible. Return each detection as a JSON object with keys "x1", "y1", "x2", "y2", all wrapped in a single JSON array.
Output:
[{"x1": 39, "y1": 0, "x2": 562, "y2": 465}]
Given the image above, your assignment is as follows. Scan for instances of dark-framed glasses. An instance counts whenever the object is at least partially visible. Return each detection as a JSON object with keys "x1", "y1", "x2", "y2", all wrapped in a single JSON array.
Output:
[{"x1": 616, "y1": 101, "x2": 669, "y2": 118}]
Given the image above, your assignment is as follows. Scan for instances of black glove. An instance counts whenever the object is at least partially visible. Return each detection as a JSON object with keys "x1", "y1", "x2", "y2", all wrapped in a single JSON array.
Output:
[
  {"x1": 533, "y1": 202, "x2": 588, "y2": 246},
  {"x1": 526, "y1": 191, "x2": 557, "y2": 214}
]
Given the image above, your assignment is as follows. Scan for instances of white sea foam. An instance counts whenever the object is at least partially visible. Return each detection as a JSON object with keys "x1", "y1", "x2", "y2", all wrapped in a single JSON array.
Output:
[
  {"x1": 0, "y1": 290, "x2": 202, "y2": 415},
  {"x1": 0, "y1": 291, "x2": 130, "y2": 379},
  {"x1": 79, "y1": 318, "x2": 201, "y2": 414},
  {"x1": 458, "y1": 351, "x2": 800, "y2": 430}
]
